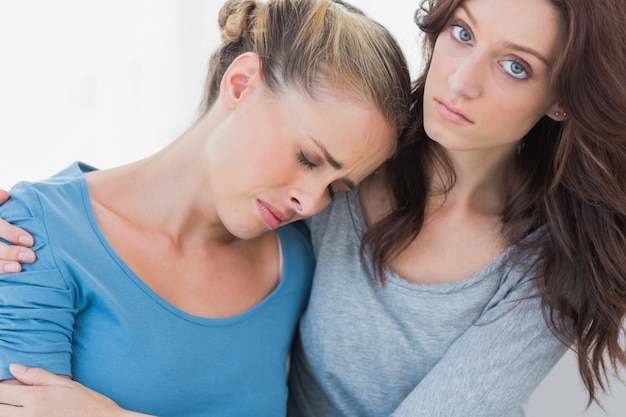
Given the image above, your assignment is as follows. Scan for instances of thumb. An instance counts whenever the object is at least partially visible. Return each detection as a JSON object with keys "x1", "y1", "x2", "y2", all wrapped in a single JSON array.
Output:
[{"x1": 9, "y1": 364, "x2": 67, "y2": 386}]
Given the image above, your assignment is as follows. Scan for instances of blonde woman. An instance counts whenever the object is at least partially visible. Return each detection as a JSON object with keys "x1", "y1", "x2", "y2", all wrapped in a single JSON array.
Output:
[{"x1": 0, "y1": 1, "x2": 411, "y2": 416}]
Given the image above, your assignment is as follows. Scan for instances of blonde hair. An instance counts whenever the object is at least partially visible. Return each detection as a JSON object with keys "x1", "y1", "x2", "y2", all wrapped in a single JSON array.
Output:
[{"x1": 202, "y1": 0, "x2": 411, "y2": 137}]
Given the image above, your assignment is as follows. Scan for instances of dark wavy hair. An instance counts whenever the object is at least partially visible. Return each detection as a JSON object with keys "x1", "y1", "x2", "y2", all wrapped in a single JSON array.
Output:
[{"x1": 362, "y1": 0, "x2": 626, "y2": 406}]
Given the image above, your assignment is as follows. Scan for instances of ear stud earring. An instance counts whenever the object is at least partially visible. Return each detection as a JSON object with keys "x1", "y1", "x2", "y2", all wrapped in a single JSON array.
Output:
[{"x1": 555, "y1": 111, "x2": 567, "y2": 117}]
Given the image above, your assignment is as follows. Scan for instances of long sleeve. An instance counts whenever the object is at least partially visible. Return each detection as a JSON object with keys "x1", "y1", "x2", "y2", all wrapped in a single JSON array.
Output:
[
  {"x1": 391, "y1": 279, "x2": 567, "y2": 417},
  {"x1": 289, "y1": 189, "x2": 568, "y2": 417}
]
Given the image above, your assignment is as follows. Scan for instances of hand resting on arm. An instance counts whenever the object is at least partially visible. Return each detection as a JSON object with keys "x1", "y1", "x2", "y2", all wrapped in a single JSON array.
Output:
[{"x1": 0, "y1": 365, "x2": 154, "y2": 417}]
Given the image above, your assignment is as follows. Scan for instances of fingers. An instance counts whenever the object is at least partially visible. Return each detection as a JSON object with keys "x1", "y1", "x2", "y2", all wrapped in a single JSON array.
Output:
[
  {"x1": 9, "y1": 365, "x2": 69, "y2": 388},
  {"x1": 0, "y1": 218, "x2": 34, "y2": 248},
  {"x1": 0, "y1": 190, "x2": 36, "y2": 273},
  {"x1": 0, "y1": 381, "x2": 68, "y2": 417},
  {"x1": 0, "y1": 217, "x2": 36, "y2": 273},
  {"x1": 1, "y1": 366, "x2": 125, "y2": 417},
  {"x1": 0, "y1": 242, "x2": 36, "y2": 274},
  {"x1": 0, "y1": 384, "x2": 22, "y2": 410},
  {"x1": 0, "y1": 259, "x2": 23, "y2": 274}
]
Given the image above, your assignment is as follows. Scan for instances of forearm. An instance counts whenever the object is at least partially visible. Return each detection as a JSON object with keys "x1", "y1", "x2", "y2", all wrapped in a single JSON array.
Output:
[{"x1": 391, "y1": 292, "x2": 568, "y2": 416}]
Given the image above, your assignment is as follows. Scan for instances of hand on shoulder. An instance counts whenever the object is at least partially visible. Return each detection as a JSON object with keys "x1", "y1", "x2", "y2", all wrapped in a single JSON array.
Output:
[{"x1": 0, "y1": 189, "x2": 36, "y2": 273}]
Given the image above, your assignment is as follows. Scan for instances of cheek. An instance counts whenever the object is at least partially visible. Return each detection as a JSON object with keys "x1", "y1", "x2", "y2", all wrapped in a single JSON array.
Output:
[
  {"x1": 422, "y1": 97, "x2": 434, "y2": 136},
  {"x1": 249, "y1": 143, "x2": 299, "y2": 186},
  {"x1": 486, "y1": 99, "x2": 547, "y2": 139},
  {"x1": 426, "y1": 42, "x2": 450, "y2": 87}
]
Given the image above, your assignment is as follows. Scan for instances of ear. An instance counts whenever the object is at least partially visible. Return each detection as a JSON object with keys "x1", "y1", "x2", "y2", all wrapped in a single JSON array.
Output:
[
  {"x1": 545, "y1": 102, "x2": 568, "y2": 122},
  {"x1": 220, "y1": 52, "x2": 262, "y2": 110}
]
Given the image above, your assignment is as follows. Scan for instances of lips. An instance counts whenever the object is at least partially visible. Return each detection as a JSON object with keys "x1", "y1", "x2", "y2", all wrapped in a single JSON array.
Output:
[
  {"x1": 257, "y1": 200, "x2": 290, "y2": 230},
  {"x1": 434, "y1": 98, "x2": 474, "y2": 125}
]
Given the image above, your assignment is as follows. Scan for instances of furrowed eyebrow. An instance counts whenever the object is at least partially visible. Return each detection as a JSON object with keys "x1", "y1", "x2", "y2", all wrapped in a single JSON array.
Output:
[
  {"x1": 312, "y1": 137, "x2": 343, "y2": 170},
  {"x1": 311, "y1": 137, "x2": 356, "y2": 190}
]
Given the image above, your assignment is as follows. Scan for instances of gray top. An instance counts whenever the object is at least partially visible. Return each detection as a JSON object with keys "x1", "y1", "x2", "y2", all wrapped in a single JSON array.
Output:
[{"x1": 288, "y1": 189, "x2": 568, "y2": 417}]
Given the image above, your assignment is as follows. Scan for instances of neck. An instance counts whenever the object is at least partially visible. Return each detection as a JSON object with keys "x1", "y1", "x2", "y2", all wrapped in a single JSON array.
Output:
[
  {"x1": 86, "y1": 113, "x2": 237, "y2": 249},
  {"x1": 428, "y1": 144, "x2": 517, "y2": 216}
]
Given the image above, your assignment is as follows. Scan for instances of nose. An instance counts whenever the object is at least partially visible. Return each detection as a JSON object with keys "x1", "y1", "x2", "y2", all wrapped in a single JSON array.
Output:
[
  {"x1": 288, "y1": 186, "x2": 328, "y2": 218},
  {"x1": 448, "y1": 53, "x2": 483, "y2": 99}
]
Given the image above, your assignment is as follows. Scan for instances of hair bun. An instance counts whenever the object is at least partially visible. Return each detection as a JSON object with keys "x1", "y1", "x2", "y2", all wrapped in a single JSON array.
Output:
[{"x1": 218, "y1": 0, "x2": 259, "y2": 44}]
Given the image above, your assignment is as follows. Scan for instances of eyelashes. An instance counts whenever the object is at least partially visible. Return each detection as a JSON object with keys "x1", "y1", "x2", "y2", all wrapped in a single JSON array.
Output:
[
  {"x1": 451, "y1": 24, "x2": 472, "y2": 44},
  {"x1": 297, "y1": 151, "x2": 316, "y2": 169},
  {"x1": 499, "y1": 59, "x2": 529, "y2": 79},
  {"x1": 449, "y1": 22, "x2": 531, "y2": 80},
  {"x1": 297, "y1": 151, "x2": 335, "y2": 199}
]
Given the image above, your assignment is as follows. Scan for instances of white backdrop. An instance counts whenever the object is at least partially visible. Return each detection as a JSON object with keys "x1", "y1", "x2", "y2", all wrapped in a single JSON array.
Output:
[{"x1": 0, "y1": 1, "x2": 624, "y2": 415}]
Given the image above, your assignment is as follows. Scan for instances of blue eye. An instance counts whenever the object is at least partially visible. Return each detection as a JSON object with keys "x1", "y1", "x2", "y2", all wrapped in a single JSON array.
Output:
[
  {"x1": 501, "y1": 60, "x2": 528, "y2": 79},
  {"x1": 297, "y1": 151, "x2": 316, "y2": 169},
  {"x1": 451, "y1": 24, "x2": 472, "y2": 44}
]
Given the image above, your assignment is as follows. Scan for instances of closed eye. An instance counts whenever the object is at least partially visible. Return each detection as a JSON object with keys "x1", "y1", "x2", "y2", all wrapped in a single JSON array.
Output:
[{"x1": 297, "y1": 151, "x2": 316, "y2": 170}]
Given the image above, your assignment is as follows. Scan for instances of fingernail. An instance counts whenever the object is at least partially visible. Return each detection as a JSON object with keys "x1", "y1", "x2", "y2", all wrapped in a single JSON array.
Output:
[
  {"x1": 18, "y1": 251, "x2": 35, "y2": 263},
  {"x1": 4, "y1": 264, "x2": 19, "y2": 273},
  {"x1": 18, "y1": 235, "x2": 34, "y2": 246},
  {"x1": 10, "y1": 364, "x2": 27, "y2": 374}
]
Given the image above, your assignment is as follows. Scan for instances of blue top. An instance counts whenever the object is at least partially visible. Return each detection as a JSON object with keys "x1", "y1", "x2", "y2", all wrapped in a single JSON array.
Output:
[{"x1": 0, "y1": 162, "x2": 315, "y2": 417}]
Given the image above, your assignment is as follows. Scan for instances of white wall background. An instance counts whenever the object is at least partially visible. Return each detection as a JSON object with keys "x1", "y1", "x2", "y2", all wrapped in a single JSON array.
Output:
[{"x1": 0, "y1": 1, "x2": 624, "y2": 416}]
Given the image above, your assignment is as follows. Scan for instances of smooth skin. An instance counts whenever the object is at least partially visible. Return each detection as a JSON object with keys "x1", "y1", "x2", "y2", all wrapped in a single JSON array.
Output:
[
  {"x1": 0, "y1": 0, "x2": 573, "y2": 415},
  {"x1": 0, "y1": 50, "x2": 395, "y2": 414},
  {"x1": 363, "y1": 0, "x2": 565, "y2": 285},
  {"x1": 79, "y1": 52, "x2": 393, "y2": 318}
]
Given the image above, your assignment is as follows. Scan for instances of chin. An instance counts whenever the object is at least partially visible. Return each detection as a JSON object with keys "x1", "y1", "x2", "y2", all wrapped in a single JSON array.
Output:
[
  {"x1": 423, "y1": 131, "x2": 461, "y2": 152},
  {"x1": 423, "y1": 121, "x2": 445, "y2": 145},
  {"x1": 221, "y1": 222, "x2": 261, "y2": 241},
  {"x1": 235, "y1": 228, "x2": 266, "y2": 241}
]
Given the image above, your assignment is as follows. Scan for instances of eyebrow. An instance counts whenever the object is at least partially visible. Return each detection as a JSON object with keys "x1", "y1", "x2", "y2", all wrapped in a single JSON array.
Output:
[
  {"x1": 460, "y1": 4, "x2": 551, "y2": 67},
  {"x1": 311, "y1": 137, "x2": 356, "y2": 190},
  {"x1": 502, "y1": 42, "x2": 551, "y2": 67}
]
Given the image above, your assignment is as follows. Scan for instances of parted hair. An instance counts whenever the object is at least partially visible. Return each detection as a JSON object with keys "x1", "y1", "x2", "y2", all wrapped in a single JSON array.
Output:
[
  {"x1": 201, "y1": 0, "x2": 412, "y2": 138},
  {"x1": 363, "y1": 0, "x2": 626, "y2": 406}
]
